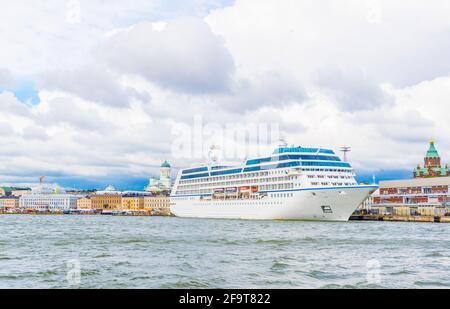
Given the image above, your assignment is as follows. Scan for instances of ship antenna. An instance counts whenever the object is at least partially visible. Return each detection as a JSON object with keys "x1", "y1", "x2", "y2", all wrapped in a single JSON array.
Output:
[
  {"x1": 208, "y1": 144, "x2": 221, "y2": 164},
  {"x1": 340, "y1": 146, "x2": 351, "y2": 162},
  {"x1": 278, "y1": 135, "x2": 288, "y2": 148}
]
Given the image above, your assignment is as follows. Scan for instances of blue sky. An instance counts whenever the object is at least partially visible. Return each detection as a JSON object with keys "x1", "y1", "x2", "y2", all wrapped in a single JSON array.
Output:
[{"x1": 0, "y1": 81, "x2": 41, "y2": 105}]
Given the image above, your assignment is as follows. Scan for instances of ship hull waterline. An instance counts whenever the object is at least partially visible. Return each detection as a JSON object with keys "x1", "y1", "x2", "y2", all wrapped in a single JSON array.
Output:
[{"x1": 170, "y1": 186, "x2": 377, "y2": 222}]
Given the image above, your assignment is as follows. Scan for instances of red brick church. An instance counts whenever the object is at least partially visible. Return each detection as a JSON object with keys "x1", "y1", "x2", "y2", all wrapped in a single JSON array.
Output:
[{"x1": 413, "y1": 140, "x2": 450, "y2": 178}]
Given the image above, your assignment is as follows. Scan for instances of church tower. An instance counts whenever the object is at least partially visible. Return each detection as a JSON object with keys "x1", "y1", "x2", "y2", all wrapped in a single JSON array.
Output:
[
  {"x1": 414, "y1": 140, "x2": 450, "y2": 178},
  {"x1": 160, "y1": 161, "x2": 171, "y2": 190},
  {"x1": 424, "y1": 140, "x2": 441, "y2": 169},
  {"x1": 146, "y1": 161, "x2": 172, "y2": 193}
]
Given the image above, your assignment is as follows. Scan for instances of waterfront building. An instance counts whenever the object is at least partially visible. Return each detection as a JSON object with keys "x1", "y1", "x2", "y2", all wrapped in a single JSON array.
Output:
[
  {"x1": 0, "y1": 196, "x2": 20, "y2": 210},
  {"x1": 368, "y1": 140, "x2": 450, "y2": 217},
  {"x1": 91, "y1": 194, "x2": 122, "y2": 211},
  {"x1": 121, "y1": 195, "x2": 145, "y2": 211},
  {"x1": 77, "y1": 196, "x2": 92, "y2": 210},
  {"x1": 0, "y1": 187, "x2": 32, "y2": 197},
  {"x1": 91, "y1": 186, "x2": 123, "y2": 211},
  {"x1": 0, "y1": 187, "x2": 14, "y2": 196},
  {"x1": 12, "y1": 188, "x2": 32, "y2": 197},
  {"x1": 67, "y1": 189, "x2": 97, "y2": 196},
  {"x1": 369, "y1": 177, "x2": 450, "y2": 216},
  {"x1": 146, "y1": 161, "x2": 172, "y2": 194},
  {"x1": 413, "y1": 140, "x2": 450, "y2": 178},
  {"x1": 144, "y1": 196, "x2": 171, "y2": 215},
  {"x1": 19, "y1": 185, "x2": 81, "y2": 212}
]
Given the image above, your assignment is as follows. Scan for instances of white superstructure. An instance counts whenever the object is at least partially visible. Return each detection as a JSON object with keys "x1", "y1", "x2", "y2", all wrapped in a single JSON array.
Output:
[{"x1": 171, "y1": 146, "x2": 377, "y2": 221}]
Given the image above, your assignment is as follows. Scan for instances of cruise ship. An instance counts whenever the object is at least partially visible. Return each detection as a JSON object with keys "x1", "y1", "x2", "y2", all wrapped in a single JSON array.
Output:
[{"x1": 170, "y1": 145, "x2": 377, "y2": 221}]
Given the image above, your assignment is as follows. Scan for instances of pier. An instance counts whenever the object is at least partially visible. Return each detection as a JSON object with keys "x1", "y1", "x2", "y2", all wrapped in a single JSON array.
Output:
[
  {"x1": 0, "y1": 210, "x2": 173, "y2": 217},
  {"x1": 350, "y1": 214, "x2": 450, "y2": 223}
]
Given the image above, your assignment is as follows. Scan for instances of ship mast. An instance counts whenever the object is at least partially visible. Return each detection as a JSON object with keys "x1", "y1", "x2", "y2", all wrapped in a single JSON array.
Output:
[
  {"x1": 278, "y1": 136, "x2": 288, "y2": 148},
  {"x1": 340, "y1": 146, "x2": 351, "y2": 162},
  {"x1": 208, "y1": 144, "x2": 221, "y2": 165}
]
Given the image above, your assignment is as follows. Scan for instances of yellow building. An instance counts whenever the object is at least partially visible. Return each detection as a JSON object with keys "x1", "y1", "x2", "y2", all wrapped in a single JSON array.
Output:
[
  {"x1": 393, "y1": 206, "x2": 412, "y2": 216},
  {"x1": 121, "y1": 195, "x2": 145, "y2": 211},
  {"x1": 368, "y1": 206, "x2": 389, "y2": 215},
  {"x1": 144, "y1": 196, "x2": 171, "y2": 215},
  {"x1": 77, "y1": 197, "x2": 92, "y2": 210},
  {"x1": 417, "y1": 206, "x2": 449, "y2": 217},
  {"x1": 91, "y1": 194, "x2": 122, "y2": 211},
  {"x1": 0, "y1": 197, "x2": 20, "y2": 210}
]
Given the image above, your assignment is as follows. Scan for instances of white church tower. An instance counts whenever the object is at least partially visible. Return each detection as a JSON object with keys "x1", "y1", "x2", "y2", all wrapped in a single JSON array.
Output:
[
  {"x1": 159, "y1": 160, "x2": 171, "y2": 190},
  {"x1": 146, "y1": 161, "x2": 172, "y2": 194}
]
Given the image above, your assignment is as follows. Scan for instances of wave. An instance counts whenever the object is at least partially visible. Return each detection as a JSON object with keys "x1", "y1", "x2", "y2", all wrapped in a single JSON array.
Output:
[
  {"x1": 160, "y1": 279, "x2": 211, "y2": 289},
  {"x1": 414, "y1": 280, "x2": 450, "y2": 287},
  {"x1": 255, "y1": 239, "x2": 293, "y2": 246},
  {"x1": 271, "y1": 261, "x2": 290, "y2": 271}
]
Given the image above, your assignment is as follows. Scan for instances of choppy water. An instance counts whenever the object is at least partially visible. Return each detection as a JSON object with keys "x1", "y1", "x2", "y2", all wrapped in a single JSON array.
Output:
[{"x1": 0, "y1": 215, "x2": 449, "y2": 289}]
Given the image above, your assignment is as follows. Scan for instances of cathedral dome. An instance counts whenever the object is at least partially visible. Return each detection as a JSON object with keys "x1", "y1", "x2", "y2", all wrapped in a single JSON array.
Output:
[
  {"x1": 161, "y1": 161, "x2": 171, "y2": 168},
  {"x1": 104, "y1": 185, "x2": 116, "y2": 192},
  {"x1": 426, "y1": 140, "x2": 440, "y2": 158}
]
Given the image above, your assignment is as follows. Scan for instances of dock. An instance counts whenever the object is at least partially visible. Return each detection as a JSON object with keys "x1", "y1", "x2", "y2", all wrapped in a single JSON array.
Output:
[{"x1": 350, "y1": 214, "x2": 450, "y2": 223}]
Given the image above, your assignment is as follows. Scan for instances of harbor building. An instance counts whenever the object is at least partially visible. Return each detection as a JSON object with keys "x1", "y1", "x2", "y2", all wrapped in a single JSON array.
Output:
[
  {"x1": 12, "y1": 188, "x2": 32, "y2": 197},
  {"x1": 91, "y1": 189, "x2": 122, "y2": 211},
  {"x1": 0, "y1": 196, "x2": 20, "y2": 210},
  {"x1": 369, "y1": 140, "x2": 450, "y2": 217},
  {"x1": 121, "y1": 195, "x2": 145, "y2": 211},
  {"x1": 0, "y1": 187, "x2": 32, "y2": 197},
  {"x1": 144, "y1": 196, "x2": 171, "y2": 215},
  {"x1": 20, "y1": 185, "x2": 81, "y2": 212},
  {"x1": 146, "y1": 161, "x2": 172, "y2": 194},
  {"x1": 76, "y1": 196, "x2": 92, "y2": 210}
]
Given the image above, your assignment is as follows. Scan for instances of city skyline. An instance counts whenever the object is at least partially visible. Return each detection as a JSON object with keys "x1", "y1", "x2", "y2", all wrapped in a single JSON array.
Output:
[
  {"x1": 2, "y1": 0, "x2": 450, "y2": 189},
  {"x1": 0, "y1": 141, "x2": 437, "y2": 191}
]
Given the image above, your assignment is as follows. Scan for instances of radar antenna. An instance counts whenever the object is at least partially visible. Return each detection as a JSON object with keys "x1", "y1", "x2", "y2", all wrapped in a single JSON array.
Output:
[
  {"x1": 340, "y1": 146, "x2": 351, "y2": 162},
  {"x1": 278, "y1": 135, "x2": 288, "y2": 148}
]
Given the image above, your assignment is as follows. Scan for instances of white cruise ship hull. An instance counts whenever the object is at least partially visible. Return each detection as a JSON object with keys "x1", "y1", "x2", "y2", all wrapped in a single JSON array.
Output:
[{"x1": 170, "y1": 186, "x2": 377, "y2": 221}]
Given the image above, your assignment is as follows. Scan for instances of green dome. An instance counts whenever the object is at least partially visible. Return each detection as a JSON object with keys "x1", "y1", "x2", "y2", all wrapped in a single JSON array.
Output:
[
  {"x1": 161, "y1": 160, "x2": 171, "y2": 168},
  {"x1": 426, "y1": 140, "x2": 440, "y2": 158}
]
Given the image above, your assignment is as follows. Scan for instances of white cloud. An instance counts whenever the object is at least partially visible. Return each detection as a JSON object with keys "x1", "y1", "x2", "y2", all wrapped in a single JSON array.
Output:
[
  {"x1": 22, "y1": 125, "x2": 49, "y2": 141},
  {"x1": 207, "y1": 0, "x2": 450, "y2": 87},
  {"x1": 98, "y1": 17, "x2": 235, "y2": 94},
  {"x1": 0, "y1": 91, "x2": 31, "y2": 116},
  {"x1": 0, "y1": 68, "x2": 15, "y2": 88},
  {"x1": 39, "y1": 65, "x2": 151, "y2": 107}
]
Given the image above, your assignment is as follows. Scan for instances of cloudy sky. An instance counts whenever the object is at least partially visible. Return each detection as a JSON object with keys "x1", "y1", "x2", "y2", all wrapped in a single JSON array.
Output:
[{"x1": 1, "y1": 0, "x2": 450, "y2": 190}]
